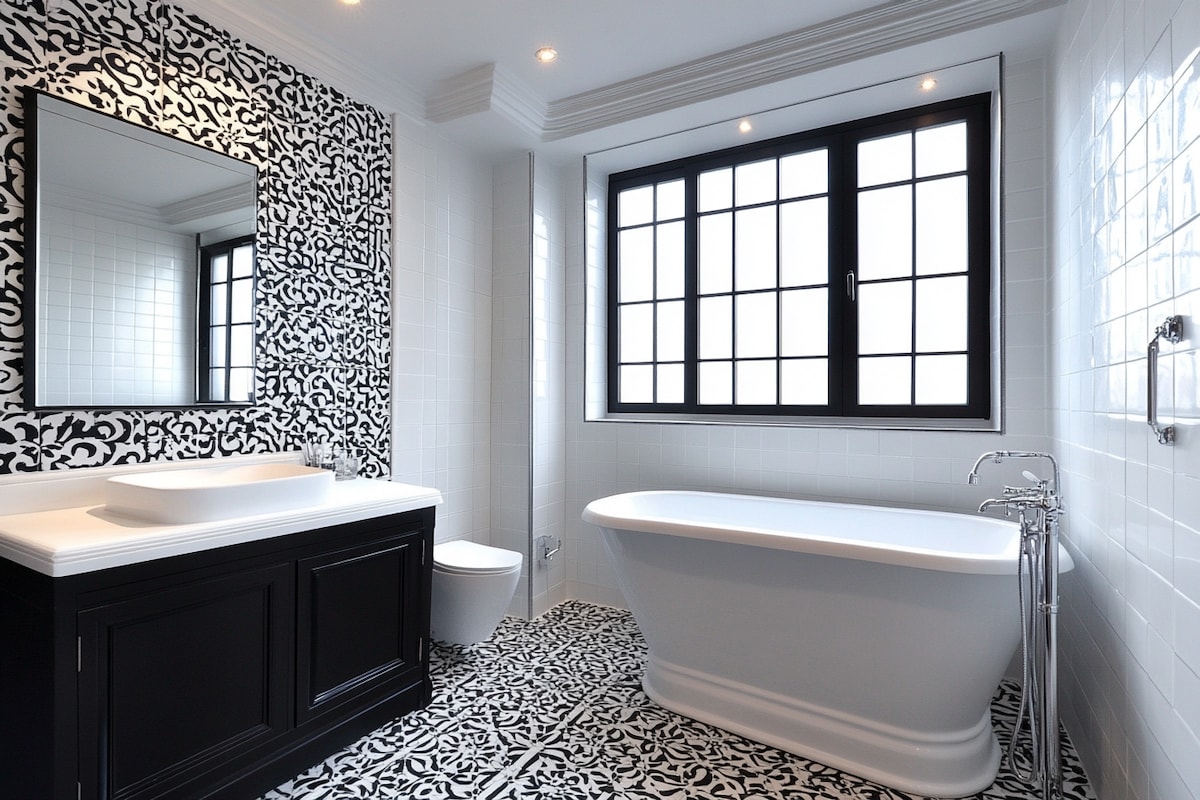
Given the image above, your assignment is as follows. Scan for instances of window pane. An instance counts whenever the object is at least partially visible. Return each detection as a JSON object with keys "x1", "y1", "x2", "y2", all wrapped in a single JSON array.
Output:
[
  {"x1": 619, "y1": 185, "x2": 654, "y2": 227},
  {"x1": 736, "y1": 292, "x2": 777, "y2": 358},
  {"x1": 781, "y1": 288, "x2": 827, "y2": 356},
  {"x1": 228, "y1": 367, "x2": 252, "y2": 403},
  {"x1": 916, "y1": 354, "x2": 967, "y2": 404},
  {"x1": 231, "y1": 244, "x2": 253, "y2": 278},
  {"x1": 656, "y1": 300, "x2": 685, "y2": 362},
  {"x1": 735, "y1": 206, "x2": 777, "y2": 291},
  {"x1": 736, "y1": 360, "x2": 776, "y2": 405},
  {"x1": 915, "y1": 276, "x2": 968, "y2": 352},
  {"x1": 699, "y1": 213, "x2": 732, "y2": 294},
  {"x1": 619, "y1": 304, "x2": 654, "y2": 362},
  {"x1": 858, "y1": 131, "x2": 912, "y2": 187},
  {"x1": 781, "y1": 359, "x2": 828, "y2": 405},
  {"x1": 210, "y1": 327, "x2": 227, "y2": 367},
  {"x1": 699, "y1": 296, "x2": 732, "y2": 359},
  {"x1": 210, "y1": 285, "x2": 227, "y2": 325},
  {"x1": 916, "y1": 121, "x2": 967, "y2": 178},
  {"x1": 656, "y1": 221, "x2": 685, "y2": 299},
  {"x1": 699, "y1": 167, "x2": 732, "y2": 212},
  {"x1": 858, "y1": 281, "x2": 913, "y2": 355},
  {"x1": 209, "y1": 368, "x2": 226, "y2": 400},
  {"x1": 211, "y1": 253, "x2": 228, "y2": 283},
  {"x1": 735, "y1": 158, "x2": 777, "y2": 206},
  {"x1": 780, "y1": 198, "x2": 827, "y2": 287},
  {"x1": 859, "y1": 356, "x2": 912, "y2": 404},
  {"x1": 858, "y1": 185, "x2": 913, "y2": 280},
  {"x1": 619, "y1": 227, "x2": 654, "y2": 302},
  {"x1": 916, "y1": 176, "x2": 968, "y2": 275},
  {"x1": 780, "y1": 149, "x2": 827, "y2": 198},
  {"x1": 230, "y1": 324, "x2": 253, "y2": 366},
  {"x1": 699, "y1": 361, "x2": 732, "y2": 404},
  {"x1": 620, "y1": 364, "x2": 654, "y2": 403},
  {"x1": 657, "y1": 179, "x2": 685, "y2": 220},
  {"x1": 230, "y1": 278, "x2": 253, "y2": 324},
  {"x1": 657, "y1": 363, "x2": 684, "y2": 403}
]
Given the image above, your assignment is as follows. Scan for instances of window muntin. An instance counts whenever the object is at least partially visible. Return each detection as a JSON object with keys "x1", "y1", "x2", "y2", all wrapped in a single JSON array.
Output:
[{"x1": 607, "y1": 94, "x2": 991, "y2": 420}]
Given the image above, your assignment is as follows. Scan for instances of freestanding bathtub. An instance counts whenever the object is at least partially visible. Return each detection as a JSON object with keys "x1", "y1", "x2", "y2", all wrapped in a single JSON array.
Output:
[{"x1": 582, "y1": 490, "x2": 1074, "y2": 798}]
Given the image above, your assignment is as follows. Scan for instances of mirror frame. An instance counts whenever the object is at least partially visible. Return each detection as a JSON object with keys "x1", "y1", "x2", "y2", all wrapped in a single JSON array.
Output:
[{"x1": 24, "y1": 88, "x2": 259, "y2": 411}]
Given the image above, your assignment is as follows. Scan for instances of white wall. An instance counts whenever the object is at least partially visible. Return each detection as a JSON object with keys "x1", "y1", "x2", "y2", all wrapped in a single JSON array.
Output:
[
  {"x1": 391, "y1": 116, "x2": 493, "y2": 546},
  {"x1": 563, "y1": 58, "x2": 1056, "y2": 607},
  {"x1": 490, "y1": 154, "x2": 533, "y2": 617},
  {"x1": 531, "y1": 157, "x2": 568, "y2": 616},
  {"x1": 1049, "y1": 0, "x2": 1200, "y2": 797}
]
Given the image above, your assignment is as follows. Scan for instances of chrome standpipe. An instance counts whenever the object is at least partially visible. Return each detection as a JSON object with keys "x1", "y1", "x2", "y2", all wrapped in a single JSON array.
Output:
[{"x1": 971, "y1": 451, "x2": 1064, "y2": 800}]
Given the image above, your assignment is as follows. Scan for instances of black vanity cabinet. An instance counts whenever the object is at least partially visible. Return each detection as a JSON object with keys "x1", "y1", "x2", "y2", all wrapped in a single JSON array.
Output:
[{"x1": 0, "y1": 507, "x2": 435, "y2": 800}]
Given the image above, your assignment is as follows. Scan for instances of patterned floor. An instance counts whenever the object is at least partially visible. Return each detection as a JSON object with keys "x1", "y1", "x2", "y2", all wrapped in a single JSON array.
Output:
[{"x1": 261, "y1": 601, "x2": 1094, "y2": 800}]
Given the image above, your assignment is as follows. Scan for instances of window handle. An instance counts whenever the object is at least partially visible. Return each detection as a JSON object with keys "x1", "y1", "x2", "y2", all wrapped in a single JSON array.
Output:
[{"x1": 845, "y1": 271, "x2": 856, "y2": 301}]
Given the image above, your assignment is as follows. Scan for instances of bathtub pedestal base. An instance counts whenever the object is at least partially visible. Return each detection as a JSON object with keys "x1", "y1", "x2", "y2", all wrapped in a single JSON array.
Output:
[{"x1": 643, "y1": 655, "x2": 1001, "y2": 799}]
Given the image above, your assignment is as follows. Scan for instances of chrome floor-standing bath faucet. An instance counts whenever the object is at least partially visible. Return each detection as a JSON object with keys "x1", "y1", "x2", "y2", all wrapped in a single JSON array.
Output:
[{"x1": 970, "y1": 451, "x2": 1065, "y2": 800}]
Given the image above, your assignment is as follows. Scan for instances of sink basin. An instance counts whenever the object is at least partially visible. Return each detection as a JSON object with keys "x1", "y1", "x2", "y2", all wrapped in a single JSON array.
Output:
[{"x1": 105, "y1": 463, "x2": 335, "y2": 524}]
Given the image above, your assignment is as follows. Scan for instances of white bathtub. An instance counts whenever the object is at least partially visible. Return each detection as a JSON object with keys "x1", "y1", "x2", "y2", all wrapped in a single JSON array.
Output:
[{"x1": 582, "y1": 490, "x2": 1074, "y2": 798}]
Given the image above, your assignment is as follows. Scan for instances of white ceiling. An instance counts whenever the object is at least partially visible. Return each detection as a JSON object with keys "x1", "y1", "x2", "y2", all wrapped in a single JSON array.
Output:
[{"x1": 172, "y1": 0, "x2": 1066, "y2": 159}]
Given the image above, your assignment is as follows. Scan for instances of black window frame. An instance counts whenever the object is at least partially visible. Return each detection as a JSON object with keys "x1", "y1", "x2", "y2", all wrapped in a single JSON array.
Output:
[
  {"x1": 605, "y1": 93, "x2": 992, "y2": 421},
  {"x1": 197, "y1": 234, "x2": 257, "y2": 405}
]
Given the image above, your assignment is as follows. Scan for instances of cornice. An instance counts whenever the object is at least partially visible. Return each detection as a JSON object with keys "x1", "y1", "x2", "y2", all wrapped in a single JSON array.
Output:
[
  {"x1": 540, "y1": 0, "x2": 1065, "y2": 140},
  {"x1": 425, "y1": 63, "x2": 547, "y2": 139}
]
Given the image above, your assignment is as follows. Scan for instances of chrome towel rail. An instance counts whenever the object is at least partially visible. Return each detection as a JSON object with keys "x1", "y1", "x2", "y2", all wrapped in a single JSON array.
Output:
[{"x1": 1147, "y1": 315, "x2": 1183, "y2": 445}]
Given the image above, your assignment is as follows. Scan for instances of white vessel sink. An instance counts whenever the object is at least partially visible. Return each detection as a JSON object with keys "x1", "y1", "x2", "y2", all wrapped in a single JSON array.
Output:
[{"x1": 105, "y1": 463, "x2": 335, "y2": 524}]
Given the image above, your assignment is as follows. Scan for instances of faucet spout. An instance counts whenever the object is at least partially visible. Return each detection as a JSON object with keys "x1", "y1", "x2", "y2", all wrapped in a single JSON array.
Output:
[{"x1": 967, "y1": 450, "x2": 1061, "y2": 494}]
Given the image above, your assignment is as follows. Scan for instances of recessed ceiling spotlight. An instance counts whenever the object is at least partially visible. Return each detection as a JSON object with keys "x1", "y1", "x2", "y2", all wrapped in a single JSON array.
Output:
[
  {"x1": 920, "y1": 77, "x2": 937, "y2": 91},
  {"x1": 738, "y1": 119, "x2": 753, "y2": 134},
  {"x1": 340, "y1": 0, "x2": 361, "y2": 5},
  {"x1": 535, "y1": 47, "x2": 558, "y2": 64}
]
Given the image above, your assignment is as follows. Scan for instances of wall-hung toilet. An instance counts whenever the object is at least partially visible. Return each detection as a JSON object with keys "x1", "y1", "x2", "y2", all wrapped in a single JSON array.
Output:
[{"x1": 431, "y1": 540, "x2": 522, "y2": 645}]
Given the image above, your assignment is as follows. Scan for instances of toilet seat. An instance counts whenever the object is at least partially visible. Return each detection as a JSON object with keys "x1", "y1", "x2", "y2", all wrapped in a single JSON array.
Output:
[{"x1": 433, "y1": 540, "x2": 522, "y2": 576}]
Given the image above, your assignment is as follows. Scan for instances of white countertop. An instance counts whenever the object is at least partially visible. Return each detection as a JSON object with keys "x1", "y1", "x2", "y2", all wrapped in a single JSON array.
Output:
[{"x1": 0, "y1": 462, "x2": 442, "y2": 577}]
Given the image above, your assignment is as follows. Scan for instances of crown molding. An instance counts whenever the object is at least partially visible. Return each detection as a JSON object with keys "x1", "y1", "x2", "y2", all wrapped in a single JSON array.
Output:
[
  {"x1": 541, "y1": 0, "x2": 1065, "y2": 140},
  {"x1": 170, "y1": 0, "x2": 425, "y2": 121},
  {"x1": 426, "y1": 64, "x2": 547, "y2": 139}
]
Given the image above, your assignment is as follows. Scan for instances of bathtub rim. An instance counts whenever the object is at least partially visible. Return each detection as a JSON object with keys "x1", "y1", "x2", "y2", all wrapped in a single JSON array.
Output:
[{"x1": 583, "y1": 489, "x2": 1075, "y2": 576}]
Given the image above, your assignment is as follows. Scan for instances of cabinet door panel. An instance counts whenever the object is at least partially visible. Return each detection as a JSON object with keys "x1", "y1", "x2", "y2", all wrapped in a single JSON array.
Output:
[
  {"x1": 78, "y1": 563, "x2": 293, "y2": 800},
  {"x1": 297, "y1": 530, "x2": 422, "y2": 725}
]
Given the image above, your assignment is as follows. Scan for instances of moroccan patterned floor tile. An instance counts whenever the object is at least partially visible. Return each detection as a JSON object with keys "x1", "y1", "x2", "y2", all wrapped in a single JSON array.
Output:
[{"x1": 261, "y1": 600, "x2": 1094, "y2": 800}]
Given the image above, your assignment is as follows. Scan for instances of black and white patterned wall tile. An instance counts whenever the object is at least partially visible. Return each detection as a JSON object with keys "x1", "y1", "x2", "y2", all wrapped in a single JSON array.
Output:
[
  {"x1": 38, "y1": 411, "x2": 147, "y2": 469},
  {"x1": 0, "y1": 3, "x2": 44, "y2": 74},
  {"x1": 255, "y1": 250, "x2": 347, "y2": 318},
  {"x1": 256, "y1": 306, "x2": 344, "y2": 367},
  {"x1": 46, "y1": 0, "x2": 163, "y2": 62},
  {"x1": 340, "y1": 262, "x2": 391, "y2": 327},
  {"x1": 344, "y1": 322, "x2": 390, "y2": 371},
  {"x1": 0, "y1": 0, "x2": 393, "y2": 475},
  {"x1": 0, "y1": 410, "x2": 38, "y2": 471},
  {"x1": 160, "y1": 1, "x2": 228, "y2": 84},
  {"x1": 262, "y1": 602, "x2": 1096, "y2": 800}
]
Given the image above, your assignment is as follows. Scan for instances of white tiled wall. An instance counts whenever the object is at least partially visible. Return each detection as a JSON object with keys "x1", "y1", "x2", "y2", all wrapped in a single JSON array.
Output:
[
  {"x1": 391, "y1": 117, "x2": 493, "y2": 548},
  {"x1": 38, "y1": 205, "x2": 195, "y2": 405},
  {"x1": 564, "y1": 59, "x2": 1055, "y2": 608},
  {"x1": 531, "y1": 158, "x2": 567, "y2": 616},
  {"x1": 491, "y1": 154, "x2": 533, "y2": 618},
  {"x1": 1048, "y1": 0, "x2": 1200, "y2": 797}
]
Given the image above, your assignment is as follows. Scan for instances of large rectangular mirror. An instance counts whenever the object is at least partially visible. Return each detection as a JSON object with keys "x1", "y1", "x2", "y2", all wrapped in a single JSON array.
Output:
[{"x1": 26, "y1": 89, "x2": 258, "y2": 409}]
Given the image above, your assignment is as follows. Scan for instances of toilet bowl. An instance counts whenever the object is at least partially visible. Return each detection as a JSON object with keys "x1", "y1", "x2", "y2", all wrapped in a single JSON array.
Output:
[{"x1": 431, "y1": 540, "x2": 522, "y2": 645}]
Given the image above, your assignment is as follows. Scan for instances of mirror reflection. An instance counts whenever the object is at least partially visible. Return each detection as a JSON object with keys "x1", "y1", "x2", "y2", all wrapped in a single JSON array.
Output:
[{"x1": 28, "y1": 89, "x2": 258, "y2": 409}]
